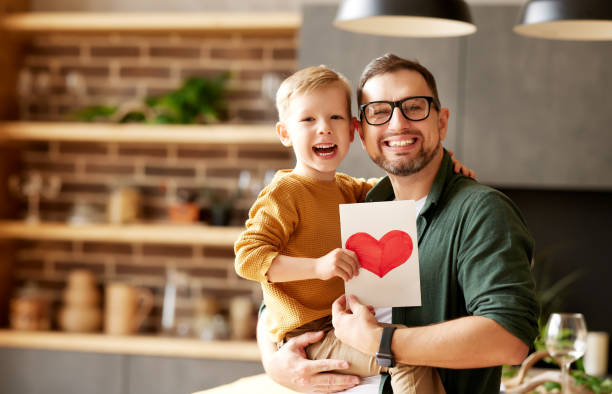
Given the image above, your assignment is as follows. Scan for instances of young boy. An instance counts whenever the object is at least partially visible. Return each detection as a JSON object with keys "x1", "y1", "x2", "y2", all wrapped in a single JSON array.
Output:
[{"x1": 235, "y1": 66, "x2": 467, "y2": 393}]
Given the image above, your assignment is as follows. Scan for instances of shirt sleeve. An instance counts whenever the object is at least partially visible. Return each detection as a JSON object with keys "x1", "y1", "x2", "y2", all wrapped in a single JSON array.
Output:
[
  {"x1": 234, "y1": 182, "x2": 299, "y2": 283},
  {"x1": 457, "y1": 190, "x2": 540, "y2": 348}
]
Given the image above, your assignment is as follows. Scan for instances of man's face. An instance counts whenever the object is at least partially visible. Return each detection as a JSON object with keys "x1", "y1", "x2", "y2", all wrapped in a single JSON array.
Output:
[{"x1": 356, "y1": 69, "x2": 449, "y2": 177}]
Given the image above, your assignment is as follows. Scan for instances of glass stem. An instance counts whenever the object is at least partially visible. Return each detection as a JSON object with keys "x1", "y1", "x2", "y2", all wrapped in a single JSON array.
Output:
[{"x1": 561, "y1": 361, "x2": 572, "y2": 394}]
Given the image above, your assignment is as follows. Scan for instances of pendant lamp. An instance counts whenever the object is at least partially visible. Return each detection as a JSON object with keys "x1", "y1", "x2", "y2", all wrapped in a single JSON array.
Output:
[
  {"x1": 514, "y1": 0, "x2": 612, "y2": 41},
  {"x1": 334, "y1": 0, "x2": 477, "y2": 38}
]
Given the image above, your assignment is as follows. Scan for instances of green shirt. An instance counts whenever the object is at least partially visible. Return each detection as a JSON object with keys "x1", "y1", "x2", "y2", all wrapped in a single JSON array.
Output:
[{"x1": 369, "y1": 150, "x2": 539, "y2": 394}]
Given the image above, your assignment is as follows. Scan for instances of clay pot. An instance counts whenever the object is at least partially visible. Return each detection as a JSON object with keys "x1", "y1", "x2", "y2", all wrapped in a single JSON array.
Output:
[{"x1": 58, "y1": 306, "x2": 102, "y2": 332}]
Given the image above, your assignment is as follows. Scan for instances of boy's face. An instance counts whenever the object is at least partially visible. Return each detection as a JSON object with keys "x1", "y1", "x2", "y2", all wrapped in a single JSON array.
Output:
[{"x1": 276, "y1": 84, "x2": 354, "y2": 181}]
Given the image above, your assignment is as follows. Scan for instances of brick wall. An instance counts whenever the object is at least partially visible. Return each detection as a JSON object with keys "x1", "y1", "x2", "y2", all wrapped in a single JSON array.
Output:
[
  {"x1": 8, "y1": 29, "x2": 298, "y2": 335},
  {"x1": 18, "y1": 32, "x2": 297, "y2": 122}
]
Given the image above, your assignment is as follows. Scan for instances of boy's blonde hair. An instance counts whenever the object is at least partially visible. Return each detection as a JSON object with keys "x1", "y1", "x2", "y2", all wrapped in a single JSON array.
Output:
[{"x1": 276, "y1": 65, "x2": 352, "y2": 122}]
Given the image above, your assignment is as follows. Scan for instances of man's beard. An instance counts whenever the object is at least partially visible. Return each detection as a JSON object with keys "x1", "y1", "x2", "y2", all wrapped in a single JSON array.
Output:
[{"x1": 371, "y1": 131, "x2": 441, "y2": 176}]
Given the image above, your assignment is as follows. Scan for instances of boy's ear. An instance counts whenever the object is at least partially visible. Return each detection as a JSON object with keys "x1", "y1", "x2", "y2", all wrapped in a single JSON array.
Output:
[
  {"x1": 349, "y1": 117, "x2": 357, "y2": 143},
  {"x1": 275, "y1": 122, "x2": 292, "y2": 147}
]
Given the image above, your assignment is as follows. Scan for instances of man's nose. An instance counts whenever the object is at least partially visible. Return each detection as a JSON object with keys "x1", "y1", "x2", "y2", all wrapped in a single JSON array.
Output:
[{"x1": 388, "y1": 106, "x2": 409, "y2": 129}]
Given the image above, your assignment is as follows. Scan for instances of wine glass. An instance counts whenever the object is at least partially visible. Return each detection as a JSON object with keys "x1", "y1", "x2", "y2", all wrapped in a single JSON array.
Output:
[{"x1": 544, "y1": 313, "x2": 587, "y2": 394}]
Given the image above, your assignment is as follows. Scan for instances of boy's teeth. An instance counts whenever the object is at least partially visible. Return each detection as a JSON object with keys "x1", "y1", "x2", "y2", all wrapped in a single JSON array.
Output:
[
  {"x1": 316, "y1": 144, "x2": 335, "y2": 148},
  {"x1": 388, "y1": 138, "x2": 416, "y2": 147}
]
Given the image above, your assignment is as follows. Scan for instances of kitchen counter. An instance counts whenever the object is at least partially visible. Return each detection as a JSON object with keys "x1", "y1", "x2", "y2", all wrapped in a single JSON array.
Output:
[{"x1": 0, "y1": 329, "x2": 260, "y2": 361}]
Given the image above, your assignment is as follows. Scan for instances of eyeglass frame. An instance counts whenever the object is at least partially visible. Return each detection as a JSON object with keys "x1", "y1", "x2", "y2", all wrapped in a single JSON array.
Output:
[{"x1": 359, "y1": 96, "x2": 441, "y2": 126}]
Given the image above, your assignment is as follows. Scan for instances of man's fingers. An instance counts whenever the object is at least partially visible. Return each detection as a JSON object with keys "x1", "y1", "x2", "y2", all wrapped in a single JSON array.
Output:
[
  {"x1": 287, "y1": 330, "x2": 325, "y2": 350},
  {"x1": 309, "y1": 372, "x2": 360, "y2": 391},
  {"x1": 346, "y1": 295, "x2": 369, "y2": 315},
  {"x1": 307, "y1": 358, "x2": 351, "y2": 374}
]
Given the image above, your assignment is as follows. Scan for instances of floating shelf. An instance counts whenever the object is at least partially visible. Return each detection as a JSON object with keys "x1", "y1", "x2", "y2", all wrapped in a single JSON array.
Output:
[
  {"x1": 0, "y1": 220, "x2": 243, "y2": 246},
  {"x1": 0, "y1": 122, "x2": 278, "y2": 144},
  {"x1": 0, "y1": 329, "x2": 259, "y2": 360},
  {"x1": 0, "y1": 12, "x2": 301, "y2": 33}
]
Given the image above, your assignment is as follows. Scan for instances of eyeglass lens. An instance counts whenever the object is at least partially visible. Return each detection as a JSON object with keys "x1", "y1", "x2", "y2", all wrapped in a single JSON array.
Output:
[{"x1": 364, "y1": 97, "x2": 431, "y2": 125}]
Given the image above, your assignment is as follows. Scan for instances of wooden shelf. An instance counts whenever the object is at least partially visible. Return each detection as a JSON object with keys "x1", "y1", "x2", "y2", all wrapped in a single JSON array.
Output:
[
  {"x1": 0, "y1": 329, "x2": 260, "y2": 361},
  {"x1": 0, "y1": 220, "x2": 243, "y2": 246},
  {"x1": 0, "y1": 121, "x2": 279, "y2": 144},
  {"x1": 0, "y1": 12, "x2": 301, "y2": 33}
]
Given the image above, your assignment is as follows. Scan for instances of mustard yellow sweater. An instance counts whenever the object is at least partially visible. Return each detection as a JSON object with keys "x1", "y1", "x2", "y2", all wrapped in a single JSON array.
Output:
[{"x1": 234, "y1": 170, "x2": 376, "y2": 342}]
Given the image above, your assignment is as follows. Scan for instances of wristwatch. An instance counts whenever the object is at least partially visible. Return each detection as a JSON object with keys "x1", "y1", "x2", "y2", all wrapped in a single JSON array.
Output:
[{"x1": 376, "y1": 326, "x2": 396, "y2": 367}]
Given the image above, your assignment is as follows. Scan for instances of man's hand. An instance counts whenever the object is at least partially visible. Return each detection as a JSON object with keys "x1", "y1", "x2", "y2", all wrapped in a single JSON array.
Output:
[
  {"x1": 331, "y1": 295, "x2": 381, "y2": 356},
  {"x1": 315, "y1": 248, "x2": 360, "y2": 282},
  {"x1": 448, "y1": 150, "x2": 476, "y2": 179},
  {"x1": 262, "y1": 330, "x2": 360, "y2": 393}
]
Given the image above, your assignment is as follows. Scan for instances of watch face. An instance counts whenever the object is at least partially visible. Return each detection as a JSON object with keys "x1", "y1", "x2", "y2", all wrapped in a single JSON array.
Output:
[{"x1": 376, "y1": 352, "x2": 394, "y2": 368}]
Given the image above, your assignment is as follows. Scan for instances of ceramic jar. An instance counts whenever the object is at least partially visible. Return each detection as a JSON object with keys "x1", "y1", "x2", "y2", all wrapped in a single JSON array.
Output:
[{"x1": 57, "y1": 270, "x2": 102, "y2": 332}]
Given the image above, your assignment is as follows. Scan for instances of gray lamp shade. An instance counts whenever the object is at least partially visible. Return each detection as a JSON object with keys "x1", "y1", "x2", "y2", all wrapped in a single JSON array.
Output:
[
  {"x1": 514, "y1": 0, "x2": 612, "y2": 41},
  {"x1": 334, "y1": 0, "x2": 477, "y2": 37}
]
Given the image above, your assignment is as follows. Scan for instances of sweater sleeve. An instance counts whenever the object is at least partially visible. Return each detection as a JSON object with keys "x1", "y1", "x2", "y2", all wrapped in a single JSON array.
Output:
[
  {"x1": 234, "y1": 182, "x2": 299, "y2": 283},
  {"x1": 457, "y1": 190, "x2": 539, "y2": 348},
  {"x1": 340, "y1": 174, "x2": 380, "y2": 202}
]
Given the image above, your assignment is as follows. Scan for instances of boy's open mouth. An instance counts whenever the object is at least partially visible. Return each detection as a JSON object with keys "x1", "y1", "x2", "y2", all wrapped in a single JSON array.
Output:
[{"x1": 313, "y1": 143, "x2": 337, "y2": 156}]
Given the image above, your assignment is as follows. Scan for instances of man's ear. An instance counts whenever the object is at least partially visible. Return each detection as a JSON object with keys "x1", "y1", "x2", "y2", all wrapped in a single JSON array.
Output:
[
  {"x1": 349, "y1": 118, "x2": 356, "y2": 143},
  {"x1": 275, "y1": 122, "x2": 292, "y2": 147},
  {"x1": 352, "y1": 117, "x2": 366, "y2": 149},
  {"x1": 438, "y1": 107, "x2": 450, "y2": 142}
]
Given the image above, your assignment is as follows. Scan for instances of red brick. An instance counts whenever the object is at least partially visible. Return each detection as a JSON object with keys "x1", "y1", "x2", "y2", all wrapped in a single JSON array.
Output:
[
  {"x1": 180, "y1": 68, "x2": 230, "y2": 80},
  {"x1": 118, "y1": 146, "x2": 167, "y2": 158},
  {"x1": 115, "y1": 263, "x2": 166, "y2": 276},
  {"x1": 235, "y1": 108, "x2": 267, "y2": 122},
  {"x1": 82, "y1": 242, "x2": 133, "y2": 255},
  {"x1": 210, "y1": 48, "x2": 263, "y2": 60},
  {"x1": 91, "y1": 46, "x2": 140, "y2": 57},
  {"x1": 205, "y1": 167, "x2": 242, "y2": 178},
  {"x1": 27, "y1": 45, "x2": 80, "y2": 57},
  {"x1": 149, "y1": 46, "x2": 200, "y2": 58},
  {"x1": 272, "y1": 48, "x2": 296, "y2": 60},
  {"x1": 144, "y1": 165, "x2": 196, "y2": 178},
  {"x1": 54, "y1": 260, "x2": 106, "y2": 274},
  {"x1": 142, "y1": 244, "x2": 194, "y2": 258},
  {"x1": 181, "y1": 266, "x2": 227, "y2": 279},
  {"x1": 24, "y1": 161, "x2": 75, "y2": 174},
  {"x1": 59, "y1": 142, "x2": 108, "y2": 155},
  {"x1": 86, "y1": 86, "x2": 138, "y2": 96},
  {"x1": 238, "y1": 148, "x2": 292, "y2": 160},
  {"x1": 60, "y1": 182, "x2": 109, "y2": 194},
  {"x1": 120, "y1": 66, "x2": 171, "y2": 79},
  {"x1": 84, "y1": 163, "x2": 135, "y2": 175},
  {"x1": 59, "y1": 66, "x2": 110, "y2": 78},
  {"x1": 176, "y1": 147, "x2": 227, "y2": 159},
  {"x1": 202, "y1": 246, "x2": 235, "y2": 259}
]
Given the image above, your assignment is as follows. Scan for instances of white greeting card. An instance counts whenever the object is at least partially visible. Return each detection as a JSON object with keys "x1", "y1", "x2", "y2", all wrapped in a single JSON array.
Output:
[{"x1": 339, "y1": 200, "x2": 421, "y2": 308}]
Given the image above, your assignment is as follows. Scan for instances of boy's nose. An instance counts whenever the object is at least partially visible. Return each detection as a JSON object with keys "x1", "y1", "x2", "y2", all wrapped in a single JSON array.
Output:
[{"x1": 317, "y1": 122, "x2": 332, "y2": 134}]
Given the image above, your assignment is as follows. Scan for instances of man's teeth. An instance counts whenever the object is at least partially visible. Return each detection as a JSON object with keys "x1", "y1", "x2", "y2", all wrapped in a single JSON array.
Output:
[{"x1": 387, "y1": 138, "x2": 416, "y2": 147}]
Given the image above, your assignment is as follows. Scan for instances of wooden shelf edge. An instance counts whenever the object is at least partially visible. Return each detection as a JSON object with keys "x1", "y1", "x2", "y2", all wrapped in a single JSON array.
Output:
[
  {"x1": 0, "y1": 329, "x2": 260, "y2": 361},
  {"x1": 0, "y1": 121, "x2": 279, "y2": 144},
  {"x1": 0, "y1": 12, "x2": 301, "y2": 33},
  {"x1": 0, "y1": 220, "x2": 243, "y2": 246}
]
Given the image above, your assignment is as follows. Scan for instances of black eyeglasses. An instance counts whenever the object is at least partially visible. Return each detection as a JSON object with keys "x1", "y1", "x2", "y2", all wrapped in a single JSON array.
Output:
[{"x1": 359, "y1": 96, "x2": 440, "y2": 126}]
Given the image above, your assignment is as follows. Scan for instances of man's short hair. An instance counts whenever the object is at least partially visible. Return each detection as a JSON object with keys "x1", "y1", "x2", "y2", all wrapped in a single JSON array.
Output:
[
  {"x1": 276, "y1": 65, "x2": 352, "y2": 122},
  {"x1": 357, "y1": 54, "x2": 440, "y2": 108}
]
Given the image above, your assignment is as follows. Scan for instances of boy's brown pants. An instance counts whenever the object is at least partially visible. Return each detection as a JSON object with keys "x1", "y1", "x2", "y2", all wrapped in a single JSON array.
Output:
[{"x1": 283, "y1": 317, "x2": 446, "y2": 394}]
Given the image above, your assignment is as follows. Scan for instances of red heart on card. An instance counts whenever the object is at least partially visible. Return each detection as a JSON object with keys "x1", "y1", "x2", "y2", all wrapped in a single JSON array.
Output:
[{"x1": 345, "y1": 230, "x2": 413, "y2": 278}]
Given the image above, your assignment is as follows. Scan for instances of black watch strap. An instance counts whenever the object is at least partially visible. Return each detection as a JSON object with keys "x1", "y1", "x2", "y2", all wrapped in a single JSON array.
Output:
[{"x1": 376, "y1": 326, "x2": 396, "y2": 368}]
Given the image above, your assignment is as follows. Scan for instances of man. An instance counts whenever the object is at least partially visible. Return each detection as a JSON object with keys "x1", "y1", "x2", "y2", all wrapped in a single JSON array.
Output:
[{"x1": 258, "y1": 54, "x2": 539, "y2": 393}]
